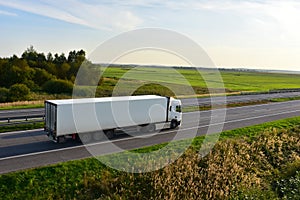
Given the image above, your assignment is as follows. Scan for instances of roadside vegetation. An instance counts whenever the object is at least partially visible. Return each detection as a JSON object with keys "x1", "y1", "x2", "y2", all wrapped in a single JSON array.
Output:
[
  {"x1": 1, "y1": 117, "x2": 299, "y2": 199},
  {"x1": 0, "y1": 122, "x2": 44, "y2": 133},
  {"x1": 0, "y1": 101, "x2": 44, "y2": 110}
]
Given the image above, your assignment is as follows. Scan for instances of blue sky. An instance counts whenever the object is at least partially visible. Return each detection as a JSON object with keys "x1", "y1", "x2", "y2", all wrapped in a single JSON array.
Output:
[{"x1": 0, "y1": 0, "x2": 299, "y2": 71}]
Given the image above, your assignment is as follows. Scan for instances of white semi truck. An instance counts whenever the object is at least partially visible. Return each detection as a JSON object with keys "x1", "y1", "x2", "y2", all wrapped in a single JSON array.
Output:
[{"x1": 44, "y1": 95, "x2": 182, "y2": 143}]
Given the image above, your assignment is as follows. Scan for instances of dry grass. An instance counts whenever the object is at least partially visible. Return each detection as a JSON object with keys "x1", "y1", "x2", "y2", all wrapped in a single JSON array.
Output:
[
  {"x1": 0, "y1": 100, "x2": 44, "y2": 108},
  {"x1": 86, "y1": 127, "x2": 300, "y2": 200}
]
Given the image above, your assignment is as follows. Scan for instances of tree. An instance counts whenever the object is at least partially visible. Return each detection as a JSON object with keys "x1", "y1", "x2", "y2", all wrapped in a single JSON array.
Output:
[
  {"x1": 45, "y1": 62, "x2": 57, "y2": 76},
  {"x1": 67, "y1": 49, "x2": 85, "y2": 64},
  {"x1": 54, "y1": 53, "x2": 67, "y2": 65},
  {"x1": 74, "y1": 61, "x2": 101, "y2": 86},
  {"x1": 36, "y1": 53, "x2": 46, "y2": 63},
  {"x1": 32, "y1": 68, "x2": 55, "y2": 87},
  {"x1": 8, "y1": 84, "x2": 30, "y2": 102},
  {"x1": 21, "y1": 45, "x2": 38, "y2": 61},
  {"x1": 0, "y1": 48, "x2": 88, "y2": 95},
  {"x1": 42, "y1": 79, "x2": 73, "y2": 94},
  {"x1": 67, "y1": 50, "x2": 77, "y2": 63},
  {"x1": 58, "y1": 62, "x2": 71, "y2": 79},
  {"x1": 75, "y1": 49, "x2": 86, "y2": 64},
  {"x1": 0, "y1": 87, "x2": 9, "y2": 102},
  {"x1": 0, "y1": 59, "x2": 9, "y2": 86},
  {"x1": 0, "y1": 62, "x2": 34, "y2": 88},
  {"x1": 47, "y1": 52, "x2": 54, "y2": 62}
]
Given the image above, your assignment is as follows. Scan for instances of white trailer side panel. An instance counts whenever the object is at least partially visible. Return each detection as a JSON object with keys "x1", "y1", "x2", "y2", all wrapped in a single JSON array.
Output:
[{"x1": 55, "y1": 96, "x2": 168, "y2": 136}]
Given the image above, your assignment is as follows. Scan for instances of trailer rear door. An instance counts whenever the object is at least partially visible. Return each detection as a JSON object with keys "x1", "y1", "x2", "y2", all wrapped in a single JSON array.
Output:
[{"x1": 45, "y1": 101, "x2": 57, "y2": 133}]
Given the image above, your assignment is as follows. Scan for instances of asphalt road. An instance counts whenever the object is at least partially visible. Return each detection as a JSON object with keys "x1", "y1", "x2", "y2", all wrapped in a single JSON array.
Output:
[
  {"x1": 0, "y1": 100, "x2": 300, "y2": 174},
  {"x1": 1, "y1": 92, "x2": 300, "y2": 120},
  {"x1": 0, "y1": 108, "x2": 44, "y2": 121},
  {"x1": 181, "y1": 91, "x2": 300, "y2": 106}
]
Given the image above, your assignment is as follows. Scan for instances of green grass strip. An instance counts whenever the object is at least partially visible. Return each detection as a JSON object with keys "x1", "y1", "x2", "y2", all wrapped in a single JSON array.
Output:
[{"x1": 0, "y1": 122, "x2": 44, "y2": 133}]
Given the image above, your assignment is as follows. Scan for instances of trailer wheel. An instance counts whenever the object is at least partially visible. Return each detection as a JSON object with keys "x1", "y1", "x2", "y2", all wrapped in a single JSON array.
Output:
[
  {"x1": 147, "y1": 124, "x2": 156, "y2": 133},
  {"x1": 57, "y1": 136, "x2": 65, "y2": 143},
  {"x1": 170, "y1": 120, "x2": 178, "y2": 129},
  {"x1": 93, "y1": 132, "x2": 104, "y2": 141},
  {"x1": 80, "y1": 133, "x2": 92, "y2": 143},
  {"x1": 104, "y1": 129, "x2": 115, "y2": 139}
]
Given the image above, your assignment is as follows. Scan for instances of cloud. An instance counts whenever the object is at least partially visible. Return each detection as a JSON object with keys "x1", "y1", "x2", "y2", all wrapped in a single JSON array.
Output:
[
  {"x1": 0, "y1": 0, "x2": 143, "y2": 31},
  {"x1": 0, "y1": 1, "x2": 90, "y2": 27},
  {"x1": 174, "y1": 0, "x2": 300, "y2": 43},
  {"x1": 0, "y1": 10, "x2": 17, "y2": 16}
]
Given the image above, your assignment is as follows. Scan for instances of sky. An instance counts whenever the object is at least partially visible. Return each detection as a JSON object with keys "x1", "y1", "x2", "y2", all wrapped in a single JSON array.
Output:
[{"x1": 0, "y1": 0, "x2": 300, "y2": 71}]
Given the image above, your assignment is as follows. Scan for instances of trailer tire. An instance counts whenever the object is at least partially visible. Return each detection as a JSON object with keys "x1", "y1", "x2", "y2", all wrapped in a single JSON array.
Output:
[
  {"x1": 81, "y1": 133, "x2": 92, "y2": 143},
  {"x1": 57, "y1": 136, "x2": 65, "y2": 143},
  {"x1": 93, "y1": 132, "x2": 104, "y2": 141},
  {"x1": 147, "y1": 124, "x2": 156, "y2": 133},
  {"x1": 170, "y1": 120, "x2": 178, "y2": 129},
  {"x1": 105, "y1": 129, "x2": 115, "y2": 139}
]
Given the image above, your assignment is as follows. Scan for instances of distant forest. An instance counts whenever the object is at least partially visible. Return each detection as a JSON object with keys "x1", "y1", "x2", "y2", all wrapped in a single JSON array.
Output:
[{"x1": 0, "y1": 46, "x2": 100, "y2": 102}]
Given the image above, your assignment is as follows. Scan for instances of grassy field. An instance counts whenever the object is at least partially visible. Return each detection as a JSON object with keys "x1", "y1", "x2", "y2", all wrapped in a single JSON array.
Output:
[
  {"x1": 102, "y1": 66, "x2": 300, "y2": 92},
  {"x1": 1, "y1": 66, "x2": 300, "y2": 110},
  {"x1": 1, "y1": 117, "x2": 299, "y2": 199},
  {"x1": 0, "y1": 101, "x2": 44, "y2": 110},
  {"x1": 0, "y1": 93, "x2": 71, "y2": 110},
  {"x1": 74, "y1": 66, "x2": 300, "y2": 99}
]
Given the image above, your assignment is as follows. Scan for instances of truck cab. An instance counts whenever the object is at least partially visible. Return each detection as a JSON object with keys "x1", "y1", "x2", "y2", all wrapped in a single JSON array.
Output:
[{"x1": 169, "y1": 98, "x2": 182, "y2": 128}]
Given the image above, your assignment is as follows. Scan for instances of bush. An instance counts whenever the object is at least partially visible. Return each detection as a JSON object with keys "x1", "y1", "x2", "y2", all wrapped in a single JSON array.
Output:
[
  {"x1": 273, "y1": 160, "x2": 300, "y2": 199},
  {"x1": 33, "y1": 68, "x2": 55, "y2": 87},
  {"x1": 72, "y1": 86, "x2": 95, "y2": 98},
  {"x1": 8, "y1": 84, "x2": 30, "y2": 102},
  {"x1": 274, "y1": 171, "x2": 300, "y2": 199},
  {"x1": 0, "y1": 87, "x2": 9, "y2": 102},
  {"x1": 42, "y1": 79, "x2": 73, "y2": 94},
  {"x1": 90, "y1": 127, "x2": 300, "y2": 199}
]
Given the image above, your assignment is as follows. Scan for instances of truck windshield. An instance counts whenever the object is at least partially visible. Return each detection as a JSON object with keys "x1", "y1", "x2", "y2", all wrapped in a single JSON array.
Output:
[{"x1": 176, "y1": 105, "x2": 182, "y2": 113}]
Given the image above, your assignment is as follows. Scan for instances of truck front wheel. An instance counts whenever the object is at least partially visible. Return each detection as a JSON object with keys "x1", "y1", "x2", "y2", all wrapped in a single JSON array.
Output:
[{"x1": 170, "y1": 120, "x2": 178, "y2": 129}]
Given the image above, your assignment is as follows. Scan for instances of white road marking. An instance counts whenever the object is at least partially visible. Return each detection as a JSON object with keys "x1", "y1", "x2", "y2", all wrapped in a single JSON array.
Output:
[
  {"x1": 183, "y1": 99, "x2": 300, "y2": 115},
  {"x1": 0, "y1": 108, "x2": 299, "y2": 161}
]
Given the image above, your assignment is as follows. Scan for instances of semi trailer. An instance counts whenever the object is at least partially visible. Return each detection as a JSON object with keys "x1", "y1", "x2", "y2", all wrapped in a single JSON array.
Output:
[{"x1": 44, "y1": 95, "x2": 182, "y2": 143}]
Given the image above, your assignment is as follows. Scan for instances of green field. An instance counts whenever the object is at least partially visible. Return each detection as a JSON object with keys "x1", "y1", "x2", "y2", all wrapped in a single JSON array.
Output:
[
  {"x1": 2, "y1": 66, "x2": 300, "y2": 108},
  {"x1": 1, "y1": 117, "x2": 299, "y2": 199},
  {"x1": 100, "y1": 67, "x2": 300, "y2": 93},
  {"x1": 2, "y1": 66, "x2": 300, "y2": 109}
]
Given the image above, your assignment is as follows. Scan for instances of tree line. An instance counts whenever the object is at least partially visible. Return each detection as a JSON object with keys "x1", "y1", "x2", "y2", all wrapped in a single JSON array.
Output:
[{"x1": 0, "y1": 46, "x2": 100, "y2": 102}]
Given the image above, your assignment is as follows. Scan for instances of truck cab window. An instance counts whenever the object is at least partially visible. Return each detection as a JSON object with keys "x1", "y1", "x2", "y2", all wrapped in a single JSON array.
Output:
[{"x1": 176, "y1": 105, "x2": 182, "y2": 113}]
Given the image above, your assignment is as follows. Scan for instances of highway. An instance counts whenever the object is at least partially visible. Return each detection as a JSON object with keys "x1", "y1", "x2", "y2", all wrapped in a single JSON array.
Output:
[
  {"x1": 0, "y1": 100, "x2": 300, "y2": 174},
  {"x1": 181, "y1": 91, "x2": 300, "y2": 106},
  {"x1": 1, "y1": 92, "x2": 300, "y2": 121}
]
